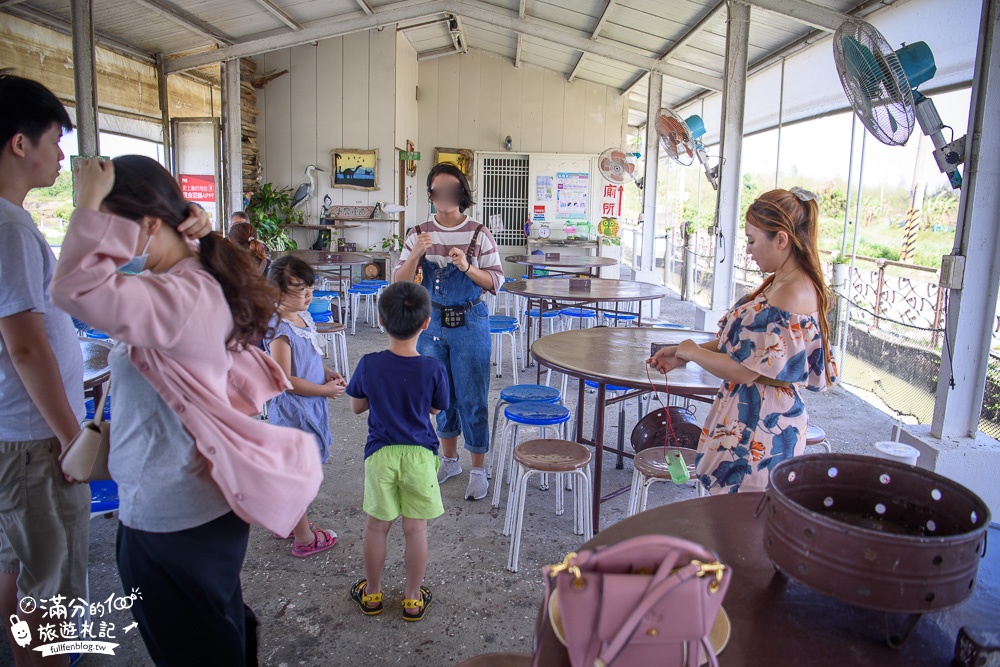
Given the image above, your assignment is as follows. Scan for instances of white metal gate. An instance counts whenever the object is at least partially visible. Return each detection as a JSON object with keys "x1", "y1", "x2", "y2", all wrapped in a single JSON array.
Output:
[{"x1": 477, "y1": 154, "x2": 529, "y2": 246}]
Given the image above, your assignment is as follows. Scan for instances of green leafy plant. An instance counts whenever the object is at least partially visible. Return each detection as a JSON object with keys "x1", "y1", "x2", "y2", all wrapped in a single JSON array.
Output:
[
  {"x1": 830, "y1": 250, "x2": 851, "y2": 265},
  {"x1": 380, "y1": 233, "x2": 404, "y2": 252},
  {"x1": 244, "y1": 182, "x2": 302, "y2": 252}
]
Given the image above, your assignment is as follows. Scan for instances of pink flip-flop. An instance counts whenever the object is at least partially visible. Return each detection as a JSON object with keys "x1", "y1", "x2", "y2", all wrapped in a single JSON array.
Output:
[{"x1": 292, "y1": 527, "x2": 337, "y2": 558}]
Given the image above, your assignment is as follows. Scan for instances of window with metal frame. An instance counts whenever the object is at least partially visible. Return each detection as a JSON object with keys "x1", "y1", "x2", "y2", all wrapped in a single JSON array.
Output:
[{"x1": 479, "y1": 156, "x2": 529, "y2": 246}]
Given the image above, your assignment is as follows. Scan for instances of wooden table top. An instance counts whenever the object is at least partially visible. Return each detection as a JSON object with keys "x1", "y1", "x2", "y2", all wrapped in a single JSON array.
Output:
[
  {"x1": 81, "y1": 339, "x2": 111, "y2": 390},
  {"x1": 534, "y1": 493, "x2": 1000, "y2": 666},
  {"x1": 505, "y1": 254, "x2": 618, "y2": 269},
  {"x1": 503, "y1": 278, "x2": 668, "y2": 302},
  {"x1": 530, "y1": 327, "x2": 721, "y2": 394},
  {"x1": 289, "y1": 250, "x2": 373, "y2": 266}
]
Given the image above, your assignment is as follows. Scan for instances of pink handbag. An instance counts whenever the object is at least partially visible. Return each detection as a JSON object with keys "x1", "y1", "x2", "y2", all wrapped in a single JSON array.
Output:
[{"x1": 536, "y1": 535, "x2": 730, "y2": 667}]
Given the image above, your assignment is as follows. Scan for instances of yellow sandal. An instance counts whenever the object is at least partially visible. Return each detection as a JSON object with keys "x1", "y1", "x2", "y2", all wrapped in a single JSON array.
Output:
[
  {"x1": 351, "y1": 580, "x2": 384, "y2": 616},
  {"x1": 402, "y1": 586, "x2": 432, "y2": 622}
]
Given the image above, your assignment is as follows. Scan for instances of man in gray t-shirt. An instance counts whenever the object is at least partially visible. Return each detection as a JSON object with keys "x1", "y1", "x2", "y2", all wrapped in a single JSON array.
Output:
[{"x1": 0, "y1": 74, "x2": 90, "y2": 665}]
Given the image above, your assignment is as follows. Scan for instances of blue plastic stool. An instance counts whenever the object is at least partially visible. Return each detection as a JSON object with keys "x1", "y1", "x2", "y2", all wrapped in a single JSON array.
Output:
[
  {"x1": 584, "y1": 379, "x2": 646, "y2": 469},
  {"x1": 84, "y1": 397, "x2": 112, "y2": 421},
  {"x1": 84, "y1": 328, "x2": 110, "y2": 340},
  {"x1": 348, "y1": 285, "x2": 380, "y2": 335},
  {"x1": 491, "y1": 401, "x2": 571, "y2": 509},
  {"x1": 602, "y1": 311, "x2": 639, "y2": 326},
  {"x1": 90, "y1": 480, "x2": 119, "y2": 518},
  {"x1": 559, "y1": 307, "x2": 598, "y2": 329},
  {"x1": 313, "y1": 290, "x2": 343, "y2": 322},
  {"x1": 650, "y1": 322, "x2": 689, "y2": 329},
  {"x1": 489, "y1": 315, "x2": 520, "y2": 384},
  {"x1": 489, "y1": 384, "x2": 562, "y2": 478},
  {"x1": 311, "y1": 311, "x2": 333, "y2": 323}
]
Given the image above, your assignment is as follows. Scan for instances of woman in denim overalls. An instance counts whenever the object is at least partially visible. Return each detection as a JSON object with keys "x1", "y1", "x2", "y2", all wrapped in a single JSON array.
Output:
[{"x1": 394, "y1": 163, "x2": 502, "y2": 501}]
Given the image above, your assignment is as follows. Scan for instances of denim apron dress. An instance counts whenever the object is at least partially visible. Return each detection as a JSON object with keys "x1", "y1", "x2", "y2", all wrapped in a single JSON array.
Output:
[{"x1": 415, "y1": 223, "x2": 492, "y2": 455}]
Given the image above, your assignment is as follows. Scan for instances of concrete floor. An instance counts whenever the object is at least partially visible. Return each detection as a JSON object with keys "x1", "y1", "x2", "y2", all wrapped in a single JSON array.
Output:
[{"x1": 5, "y1": 293, "x2": 900, "y2": 666}]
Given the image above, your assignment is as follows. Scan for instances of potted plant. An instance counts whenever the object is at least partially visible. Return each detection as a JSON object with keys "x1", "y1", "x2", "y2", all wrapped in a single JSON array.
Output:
[{"x1": 244, "y1": 182, "x2": 303, "y2": 252}]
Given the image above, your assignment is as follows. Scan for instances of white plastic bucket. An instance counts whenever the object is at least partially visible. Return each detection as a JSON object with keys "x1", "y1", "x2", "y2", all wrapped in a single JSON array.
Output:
[{"x1": 874, "y1": 441, "x2": 921, "y2": 466}]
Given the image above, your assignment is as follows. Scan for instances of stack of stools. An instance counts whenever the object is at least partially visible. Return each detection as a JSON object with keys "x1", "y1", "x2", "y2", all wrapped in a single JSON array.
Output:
[
  {"x1": 348, "y1": 284, "x2": 380, "y2": 334},
  {"x1": 520, "y1": 308, "x2": 561, "y2": 361},
  {"x1": 313, "y1": 289, "x2": 342, "y2": 323},
  {"x1": 490, "y1": 402, "x2": 571, "y2": 509},
  {"x1": 504, "y1": 438, "x2": 593, "y2": 572},
  {"x1": 489, "y1": 315, "x2": 520, "y2": 383},
  {"x1": 558, "y1": 306, "x2": 598, "y2": 330},
  {"x1": 488, "y1": 384, "x2": 562, "y2": 476},
  {"x1": 600, "y1": 300, "x2": 639, "y2": 327},
  {"x1": 315, "y1": 321, "x2": 350, "y2": 380}
]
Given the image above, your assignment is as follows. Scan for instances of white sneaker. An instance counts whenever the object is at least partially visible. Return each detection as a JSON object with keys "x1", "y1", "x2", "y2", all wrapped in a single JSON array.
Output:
[
  {"x1": 437, "y1": 456, "x2": 462, "y2": 484},
  {"x1": 465, "y1": 468, "x2": 489, "y2": 501}
]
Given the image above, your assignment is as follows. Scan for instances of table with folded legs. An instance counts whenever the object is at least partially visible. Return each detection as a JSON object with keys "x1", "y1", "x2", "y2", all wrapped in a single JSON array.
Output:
[{"x1": 530, "y1": 327, "x2": 720, "y2": 532}]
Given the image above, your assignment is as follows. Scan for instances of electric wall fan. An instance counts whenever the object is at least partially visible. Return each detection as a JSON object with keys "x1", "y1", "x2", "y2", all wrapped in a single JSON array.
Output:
[
  {"x1": 833, "y1": 18, "x2": 966, "y2": 188},
  {"x1": 654, "y1": 108, "x2": 719, "y2": 190},
  {"x1": 598, "y1": 148, "x2": 639, "y2": 186}
]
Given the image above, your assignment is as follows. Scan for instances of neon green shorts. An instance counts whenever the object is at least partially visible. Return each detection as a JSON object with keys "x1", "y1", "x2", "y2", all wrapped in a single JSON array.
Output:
[{"x1": 364, "y1": 446, "x2": 445, "y2": 522}]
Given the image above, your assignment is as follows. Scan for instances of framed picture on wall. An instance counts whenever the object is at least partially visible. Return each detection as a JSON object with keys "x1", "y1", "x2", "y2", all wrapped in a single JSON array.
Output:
[
  {"x1": 434, "y1": 148, "x2": 474, "y2": 180},
  {"x1": 331, "y1": 149, "x2": 378, "y2": 190}
]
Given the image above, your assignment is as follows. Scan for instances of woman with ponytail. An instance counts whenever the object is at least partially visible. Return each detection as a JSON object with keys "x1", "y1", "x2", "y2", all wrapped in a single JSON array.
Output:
[
  {"x1": 51, "y1": 155, "x2": 323, "y2": 665},
  {"x1": 227, "y1": 219, "x2": 271, "y2": 276},
  {"x1": 649, "y1": 188, "x2": 837, "y2": 494}
]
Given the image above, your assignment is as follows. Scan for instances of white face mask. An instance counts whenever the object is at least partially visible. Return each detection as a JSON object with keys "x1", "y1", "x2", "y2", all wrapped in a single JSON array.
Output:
[{"x1": 119, "y1": 234, "x2": 153, "y2": 275}]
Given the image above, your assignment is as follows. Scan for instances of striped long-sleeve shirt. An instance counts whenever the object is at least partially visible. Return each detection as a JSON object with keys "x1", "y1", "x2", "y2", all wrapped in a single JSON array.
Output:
[{"x1": 395, "y1": 216, "x2": 504, "y2": 294}]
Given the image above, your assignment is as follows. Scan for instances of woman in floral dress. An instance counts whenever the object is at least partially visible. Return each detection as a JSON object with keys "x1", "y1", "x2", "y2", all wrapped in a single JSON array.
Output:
[{"x1": 649, "y1": 188, "x2": 838, "y2": 494}]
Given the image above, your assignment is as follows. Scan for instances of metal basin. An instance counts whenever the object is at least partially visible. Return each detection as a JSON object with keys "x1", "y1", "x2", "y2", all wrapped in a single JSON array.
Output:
[{"x1": 763, "y1": 454, "x2": 990, "y2": 615}]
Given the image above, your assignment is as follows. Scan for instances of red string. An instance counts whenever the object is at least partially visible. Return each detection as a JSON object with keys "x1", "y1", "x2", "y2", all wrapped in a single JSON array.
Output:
[{"x1": 645, "y1": 361, "x2": 680, "y2": 452}]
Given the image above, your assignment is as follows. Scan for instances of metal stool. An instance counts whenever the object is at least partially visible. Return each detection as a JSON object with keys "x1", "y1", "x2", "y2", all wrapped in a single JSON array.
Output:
[
  {"x1": 491, "y1": 401, "x2": 571, "y2": 509},
  {"x1": 626, "y1": 447, "x2": 702, "y2": 517},
  {"x1": 805, "y1": 424, "x2": 832, "y2": 453},
  {"x1": 489, "y1": 315, "x2": 520, "y2": 383},
  {"x1": 559, "y1": 307, "x2": 598, "y2": 329},
  {"x1": 520, "y1": 308, "x2": 561, "y2": 360},
  {"x1": 348, "y1": 285, "x2": 380, "y2": 335},
  {"x1": 313, "y1": 290, "x2": 343, "y2": 323},
  {"x1": 315, "y1": 322, "x2": 350, "y2": 380},
  {"x1": 584, "y1": 379, "x2": 646, "y2": 469},
  {"x1": 488, "y1": 384, "x2": 562, "y2": 478},
  {"x1": 505, "y1": 439, "x2": 593, "y2": 572},
  {"x1": 90, "y1": 480, "x2": 119, "y2": 520}
]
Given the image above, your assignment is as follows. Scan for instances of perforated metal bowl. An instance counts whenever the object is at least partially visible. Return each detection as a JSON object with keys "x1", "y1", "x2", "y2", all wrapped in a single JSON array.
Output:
[{"x1": 763, "y1": 454, "x2": 990, "y2": 614}]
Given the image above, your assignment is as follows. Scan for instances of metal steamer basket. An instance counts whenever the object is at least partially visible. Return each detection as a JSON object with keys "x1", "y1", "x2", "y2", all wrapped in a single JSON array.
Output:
[
  {"x1": 761, "y1": 454, "x2": 990, "y2": 646},
  {"x1": 631, "y1": 407, "x2": 702, "y2": 452}
]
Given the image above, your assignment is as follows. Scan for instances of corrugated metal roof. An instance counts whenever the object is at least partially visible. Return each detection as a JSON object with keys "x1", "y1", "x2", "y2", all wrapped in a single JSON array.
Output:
[{"x1": 3, "y1": 0, "x2": 875, "y2": 126}]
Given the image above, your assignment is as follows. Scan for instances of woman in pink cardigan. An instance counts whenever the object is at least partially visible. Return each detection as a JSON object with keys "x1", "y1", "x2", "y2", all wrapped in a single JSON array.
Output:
[{"x1": 52, "y1": 155, "x2": 323, "y2": 666}]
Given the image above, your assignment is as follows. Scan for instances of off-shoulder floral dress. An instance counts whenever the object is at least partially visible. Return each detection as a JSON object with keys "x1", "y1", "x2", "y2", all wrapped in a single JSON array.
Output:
[{"x1": 695, "y1": 293, "x2": 836, "y2": 494}]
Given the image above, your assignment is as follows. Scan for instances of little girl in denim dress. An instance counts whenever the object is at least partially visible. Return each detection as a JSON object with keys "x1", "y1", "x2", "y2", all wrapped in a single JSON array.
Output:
[{"x1": 264, "y1": 255, "x2": 345, "y2": 557}]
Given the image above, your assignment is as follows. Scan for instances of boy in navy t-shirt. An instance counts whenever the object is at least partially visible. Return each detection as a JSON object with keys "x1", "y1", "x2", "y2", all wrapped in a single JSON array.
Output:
[{"x1": 346, "y1": 282, "x2": 449, "y2": 621}]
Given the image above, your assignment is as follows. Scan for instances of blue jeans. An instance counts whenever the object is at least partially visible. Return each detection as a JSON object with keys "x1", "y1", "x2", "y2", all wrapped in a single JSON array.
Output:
[{"x1": 418, "y1": 260, "x2": 492, "y2": 455}]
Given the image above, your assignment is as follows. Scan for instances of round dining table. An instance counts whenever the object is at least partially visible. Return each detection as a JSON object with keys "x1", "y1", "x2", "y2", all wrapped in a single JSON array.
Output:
[
  {"x1": 505, "y1": 254, "x2": 618, "y2": 278},
  {"x1": 81, "y1": 338, "x2": 112, "y2": 404},
  {"x1": 533, "y1": 493, "x2": 1000, "y2": 666},
  {"x1": 504, "y1": 278, "x2": 669, "y2": 364},
  {"x1": 531, "y1": 327, "x2": 721, "y2": 531},
  {"x1": 289, "y1": 250, "x2": 374, "y2": 290}
]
